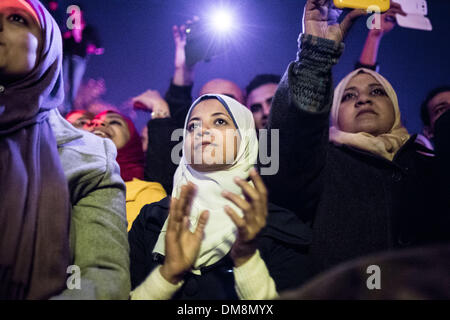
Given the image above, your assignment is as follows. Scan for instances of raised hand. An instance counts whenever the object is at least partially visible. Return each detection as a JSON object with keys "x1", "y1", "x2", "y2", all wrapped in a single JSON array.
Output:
[
  {"x1": 172, "y1": 17, "x2": 199, "y2": 86},
  {"x1": 303, "y1": 0, "x2": 366, "y2": 42},
  {"x1": 131, "y1": 89, "x2": 171, "y2": 119},
  {"x1": 159, "y1": 183, "x2": 209, "y2": 284},
  {"x1": 222, "y1": 168, "x2": 268, "y2": 267}
]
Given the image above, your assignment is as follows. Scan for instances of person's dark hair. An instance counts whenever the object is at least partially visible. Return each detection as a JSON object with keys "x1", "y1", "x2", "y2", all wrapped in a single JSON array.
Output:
[
  {"x1": 245, "y1": 74, "x2": 281, "y2": 97},
  {"x1": 280, "y1": 245, "x2": 450, "y2": 300},
  {"x1": 420, "y1": 86, "x2": 450, "y2": 126}
]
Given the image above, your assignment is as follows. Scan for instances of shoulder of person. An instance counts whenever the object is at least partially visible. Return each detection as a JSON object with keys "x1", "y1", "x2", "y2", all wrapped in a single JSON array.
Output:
[
  {"x1": 49, "y1": 109, "x2": 124, "y2": 189},
  {"x1": 132, "y1": 197, "x2": 170, "y2": 232},
  {"x1": 49, "y1": 109, "x2": 115, "y2": 159},
  {"x1": 125, "y1": 179, "x2": 167, "y2": 204},
  {"x1": 260, "y1": 202, "x2": 312, "y2": 247}
]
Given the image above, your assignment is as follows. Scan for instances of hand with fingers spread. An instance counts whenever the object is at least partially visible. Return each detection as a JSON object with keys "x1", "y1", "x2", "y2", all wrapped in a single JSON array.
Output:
[
  {"x1": 172, "y1": 17, "x2": 199, "y2": 86},
  {"x1": 159, "y1": 182, "x2": 209, "y2": 284},
  {"x1": 303, "y1": 0, "x2": 366, "y2": 42},
  {"x1": 222, "y1": 168, "x2": 268, "y2": 267}
]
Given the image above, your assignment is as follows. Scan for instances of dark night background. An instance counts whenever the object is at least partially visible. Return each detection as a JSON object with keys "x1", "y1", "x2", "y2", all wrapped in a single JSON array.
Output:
[{"x1": 52, "y1": 0, "x2": 450, "y2": 133}]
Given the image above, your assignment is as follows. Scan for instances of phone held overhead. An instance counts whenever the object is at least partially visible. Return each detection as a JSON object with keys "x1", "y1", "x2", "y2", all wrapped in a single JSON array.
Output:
[{"x1": 394, "y1": 0, "x2": 432, "y2": 31}]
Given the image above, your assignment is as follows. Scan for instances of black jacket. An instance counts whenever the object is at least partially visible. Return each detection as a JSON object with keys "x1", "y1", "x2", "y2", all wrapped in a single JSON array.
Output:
[
  {"x1": 128, "y1": 197, "x2": 314, "y2": 298},
  {"x1": 144, "y1": 82, "x2": 193, "y2": 194},
  {"x1": 264, "y1": 34, "x2": 450, "y2": 274},
  {"x1": 129, "y1": 197, "x2": 237, "y2": 300}
]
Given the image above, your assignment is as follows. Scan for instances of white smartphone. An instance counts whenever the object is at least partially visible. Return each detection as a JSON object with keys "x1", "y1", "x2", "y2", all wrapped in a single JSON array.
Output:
[
  {"x1": 394, "y1": 0, "x2": 428, "y2": 15},
  {"x1": 394, "y1": 0, "x2": 432, "y2": 31},
  {"x1": 396, "y1": 14, "x2": 432, "y2": 31}
]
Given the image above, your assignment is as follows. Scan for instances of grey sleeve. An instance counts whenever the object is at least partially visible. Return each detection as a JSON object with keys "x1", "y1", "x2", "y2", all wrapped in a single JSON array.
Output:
[
  {"x1": 290, "y1": 33, "x2": 344, "y2": 113},
  {"x1": 52, "y1": 139, "x2": 130, "y2": 300}
]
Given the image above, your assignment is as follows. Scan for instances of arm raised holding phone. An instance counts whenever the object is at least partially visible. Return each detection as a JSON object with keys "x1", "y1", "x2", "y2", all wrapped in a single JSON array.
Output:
[
  {"x1": 263, "y1": 0, "x2": 365, "y2": 219},
  {"x1": 303, "y1": 0, "x2": 365, "y2": 42},
  {"x1": 358, "y1": 1, "x2": 407, "y2": 69}
]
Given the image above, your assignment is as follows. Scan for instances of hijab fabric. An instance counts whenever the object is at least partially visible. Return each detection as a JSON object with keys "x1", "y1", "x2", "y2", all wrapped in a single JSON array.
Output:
[
  {"x1": 330, "y1": 68, "x2": 410, "y2": 161},
  {"x1": 95, "y1": 110, "x2": 145, "y2": 182},
  {"x1": 0, "y1": 0, "x2": 71, "y2": 299},
  {"x1": 153, "y1": 94, "x2": 258, "y2": 271},
  {"x1": 0, "y1": 0, "x2": 40, "y2": 27}
]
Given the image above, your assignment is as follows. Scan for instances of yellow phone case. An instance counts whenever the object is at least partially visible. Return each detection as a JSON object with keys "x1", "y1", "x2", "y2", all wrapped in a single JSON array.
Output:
[{"x1": 333, "y1": 0, "x2": 390, "y2": 12}]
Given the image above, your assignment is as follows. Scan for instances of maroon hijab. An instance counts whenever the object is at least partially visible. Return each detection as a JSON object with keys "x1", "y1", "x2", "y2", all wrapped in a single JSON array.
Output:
[
  {"x1": 0, "y1": 0, "x2": 71, "y2": 299},
  {"x1": 95, "y1": 111, "x2": 145, "y2": 182}
]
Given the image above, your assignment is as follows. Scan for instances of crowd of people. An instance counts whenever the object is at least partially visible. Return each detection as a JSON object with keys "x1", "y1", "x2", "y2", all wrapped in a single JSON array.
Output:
[{"x1": 1, "y1": 0, "x2": 449, "y2": 300}]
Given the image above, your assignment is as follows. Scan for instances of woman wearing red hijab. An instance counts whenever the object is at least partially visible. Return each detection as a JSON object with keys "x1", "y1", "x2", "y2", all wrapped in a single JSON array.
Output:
[{"x1": 92, "y1": 111, "x2": 166, "y2": 230}]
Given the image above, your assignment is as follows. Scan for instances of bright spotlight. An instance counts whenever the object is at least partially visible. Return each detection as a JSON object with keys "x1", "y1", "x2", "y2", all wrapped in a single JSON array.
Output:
[
  {"x1": 184, "y1": 6, "x2": 240, "y2": 66},
  {"x1": 211, "y1": 10, "x2": 234, "y2": 32}
]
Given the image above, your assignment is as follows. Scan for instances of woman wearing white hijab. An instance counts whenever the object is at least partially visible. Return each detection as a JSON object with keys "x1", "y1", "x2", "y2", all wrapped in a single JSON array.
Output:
[{"x1": 129, "y1": 94, "x2": 279, "y2": 299}]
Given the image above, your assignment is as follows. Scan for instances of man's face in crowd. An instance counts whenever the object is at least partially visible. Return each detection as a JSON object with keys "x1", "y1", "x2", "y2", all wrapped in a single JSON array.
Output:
[
  {"x1": 426, "y1": 91, "x2": 450, "y2": 137},
  {"x1": 246, "y1": 83, "x2": 278, "y2": 130}
]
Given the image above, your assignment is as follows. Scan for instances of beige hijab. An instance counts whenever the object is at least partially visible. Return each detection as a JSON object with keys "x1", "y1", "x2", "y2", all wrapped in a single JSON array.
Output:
[{"x1": 330, "y1": 68, "x2": 410, "y2": 161}]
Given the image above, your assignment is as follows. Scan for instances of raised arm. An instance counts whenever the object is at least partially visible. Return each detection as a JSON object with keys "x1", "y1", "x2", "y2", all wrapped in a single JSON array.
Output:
[
  {"x1": 357, "y1": 2, "x2": 406, "y2": 70},
  {"x1": 131, "y1": 89, "x2": 176, "y2": 192},
  {"x1": 262, "y1": 0, "x2": 364, "y2": 220},
  {"x1": 139, "y1": 20, "x2": 201, "y2": 192},
  {"x1": 164, "y1": 18, "x2": 201, "y2": 127}
]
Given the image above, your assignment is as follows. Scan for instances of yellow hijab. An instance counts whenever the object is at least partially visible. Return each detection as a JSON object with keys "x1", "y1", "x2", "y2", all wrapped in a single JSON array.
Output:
[{"x1": 330, "y1": 68, "x2": 410, "y2": 161}]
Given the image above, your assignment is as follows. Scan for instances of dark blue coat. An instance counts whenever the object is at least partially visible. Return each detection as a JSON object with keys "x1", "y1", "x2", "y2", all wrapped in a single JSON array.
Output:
[{"x1": 128, "y1": 197, "x2": 313, "y2": 299}]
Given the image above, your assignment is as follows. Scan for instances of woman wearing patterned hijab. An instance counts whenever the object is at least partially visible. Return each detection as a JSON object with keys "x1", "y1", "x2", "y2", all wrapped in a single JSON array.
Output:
[{"x1": 0, "y1": 0, "x2": 130, "y2": 299}]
